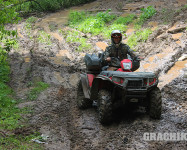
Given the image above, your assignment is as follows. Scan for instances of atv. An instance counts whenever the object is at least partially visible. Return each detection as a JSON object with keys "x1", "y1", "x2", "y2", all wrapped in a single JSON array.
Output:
[{"x1": 77, "y1": 53, "x2": 162, "y2": 124}]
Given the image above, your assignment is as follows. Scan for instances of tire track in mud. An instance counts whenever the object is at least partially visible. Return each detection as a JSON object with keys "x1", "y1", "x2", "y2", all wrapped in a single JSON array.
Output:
[
  {"x1": 10, "y1": 0, "x2": 187, "y2": 149},
  {"x1": 12, "y1": 24, "x2": 187, "y2": 150}
]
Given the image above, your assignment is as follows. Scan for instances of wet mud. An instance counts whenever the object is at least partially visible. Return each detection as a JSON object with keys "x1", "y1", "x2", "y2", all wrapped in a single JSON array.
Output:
[{"x1": 8, "y1": 0, "x2": 187, "y2": 149}]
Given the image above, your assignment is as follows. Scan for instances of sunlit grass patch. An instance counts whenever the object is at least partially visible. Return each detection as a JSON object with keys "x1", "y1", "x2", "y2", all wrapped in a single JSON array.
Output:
[
  {"x1": 37, "y1": 31, "x2": 52, "y2": 45},
  {"x1": 26, "y1": 16, "x2": 38, "y2": 24},
  {"x1": 127, "y1": 28, "x2": 152, "y2": 48},
  {"x1": 136, "y1": 6, "x2": 156, "y2": 26},
  {"x1": 96, "y1": 10, "x2": 116, "y2": 23},
  {"x1": 64, "y1": 30, "x2": 92, "y2": 51},
  {"x1": 77, "y1": 17, "x2": 105, "y2": 35},
  {"x1": 24, "y1": 16, "x2": 38, "y2": 39},
  {"x1": 68, "y1": 11, "x2": 87, "y2": 25},
  {"x1": 69, "y1": 10, "x2": 117, "y2": 36},
  {"x1": 114, "y1": 14, "x2": 136, "y2": 25}
]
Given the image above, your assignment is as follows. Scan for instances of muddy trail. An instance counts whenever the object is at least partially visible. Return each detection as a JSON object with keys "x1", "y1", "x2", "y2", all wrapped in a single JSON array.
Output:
[{"x1": 8, "y1": 0, "x2": 187, "y2": 149}]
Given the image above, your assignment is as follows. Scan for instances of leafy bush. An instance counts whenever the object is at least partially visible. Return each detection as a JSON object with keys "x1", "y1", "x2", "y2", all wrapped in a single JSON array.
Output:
[
  {"x1": 32, "y1": 0, "x2": 61, "y2": 11},
  {"x1": 96, "y1": 10, "x2": 116, "y2": 23},
  {"x1": 77, "y1": 17, "x2": 105, "y2": 35},
  {"x1": 31, "y1": 0, "x2": 95, "y2": 12},
  {"x1": 26, "y1": 16, "x2": 38, "y2": 24},
  {"x1": 69, "y1": 10, "x2": 117, "y2": 36},
  {"x1": 68, "y1": 11, "x2": 87, "y2": 25},
  {"x1": 114, "y1": 14, "x2": 136, "y2": 25},
  {"x1": 127, "y1": 29, "x2": 152, "y2": 48},
  {"x1": 137, "y1": 6, "x2": 156, "y2": 25},
  {"x1": 37, "y1": 31, "x2": 52, "y2": 45},
  {"x1": 63, "y1": 30, "x2": 92, "y2": 51}
]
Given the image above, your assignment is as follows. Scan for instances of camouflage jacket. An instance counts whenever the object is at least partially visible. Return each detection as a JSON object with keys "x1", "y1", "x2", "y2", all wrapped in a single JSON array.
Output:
[{"x1": 102, "y1": 43, "x2": 137, "y2": 67}]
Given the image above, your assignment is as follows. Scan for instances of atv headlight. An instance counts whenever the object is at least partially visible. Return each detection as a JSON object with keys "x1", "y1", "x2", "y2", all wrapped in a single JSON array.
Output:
[{"x1": 123, "y1": 62, "x2": 132, "y2": 70}]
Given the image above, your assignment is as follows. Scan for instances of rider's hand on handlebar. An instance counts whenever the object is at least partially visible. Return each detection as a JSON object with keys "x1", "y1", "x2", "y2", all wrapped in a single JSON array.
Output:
[
  {"x1": 135, "y1": 56, "x2": 144, "y2": 61},
  {"x1": 106, "y1": 57, "x2": 111, "y2": 62}
]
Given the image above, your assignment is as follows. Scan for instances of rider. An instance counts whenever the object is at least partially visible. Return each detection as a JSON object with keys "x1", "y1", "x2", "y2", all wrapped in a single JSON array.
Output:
[{"x1": 102, "y1": 30, "x2": 138, "y2": 70}]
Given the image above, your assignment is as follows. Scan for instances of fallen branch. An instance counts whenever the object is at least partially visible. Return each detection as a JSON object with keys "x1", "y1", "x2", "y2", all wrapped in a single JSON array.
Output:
[{"x1": 168, "y1": 26, "x2": 187, "y2": 34}]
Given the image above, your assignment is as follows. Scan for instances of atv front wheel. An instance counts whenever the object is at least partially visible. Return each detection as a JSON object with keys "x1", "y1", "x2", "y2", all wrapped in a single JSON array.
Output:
[
  {"x1": 148, "y1": 87, "x2": 162, "y2": 119},
  {"x1": 98, "y1": 89, "x2": 113, "y2": 124},
  {"x1": 77, "y1": 80, "x2": 92, "y2": 109}
]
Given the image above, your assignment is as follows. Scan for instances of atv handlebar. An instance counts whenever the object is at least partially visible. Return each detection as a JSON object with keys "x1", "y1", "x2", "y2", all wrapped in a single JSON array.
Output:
[{"x1": 109, "y1": 57, "x2": 121, "y2": 68}]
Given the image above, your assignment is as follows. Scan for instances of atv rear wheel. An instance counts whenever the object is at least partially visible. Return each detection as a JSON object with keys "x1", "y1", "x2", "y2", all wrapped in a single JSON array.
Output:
[
  {"x1": 98, "y1": 89, "x2": 113, "y2": 124},
  {"x1": 148, "y1": 87, "x2": 162, "y2": 119},
  {"x1": 77, "y1": 80, "x2": 92, "y2": 109}
]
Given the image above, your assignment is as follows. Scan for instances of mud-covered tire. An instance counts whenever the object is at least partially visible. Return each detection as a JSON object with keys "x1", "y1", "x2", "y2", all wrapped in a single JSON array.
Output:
[
  {"x1": 98, "y1": 89, "x2": 113, "y2": 124},
  {"x1": 77, "y1": 80, "x2": 92, "y2": 109},
  {"x1": 148, "y1": 87, "x2": 162, "y2": 119}
]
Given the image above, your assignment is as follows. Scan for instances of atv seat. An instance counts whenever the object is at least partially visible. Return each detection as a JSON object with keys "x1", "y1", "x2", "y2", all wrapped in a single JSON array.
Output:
[{"x1": 84, "y1": 53, "x2": 102, "y2": 73}]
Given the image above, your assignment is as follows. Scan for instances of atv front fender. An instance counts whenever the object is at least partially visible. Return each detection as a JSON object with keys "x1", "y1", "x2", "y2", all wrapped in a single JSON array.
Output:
[
  {"x1": 80, "y1": 74, "x2": 90, "y2": 99},
  {"x1": 90, "y1": 76, "x2": 114, "y2": 100}
]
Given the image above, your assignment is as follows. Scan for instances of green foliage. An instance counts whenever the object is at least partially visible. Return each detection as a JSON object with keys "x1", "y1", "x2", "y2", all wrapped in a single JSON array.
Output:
[
  {"x1": 28, "y1": 82, "x2": 49, "y2": 100},
  {"x1": 62, "y1": 30, "x2": 92, "y2": 51},
  {"x1": 37, "y1": 31, "x2": 52, "y2": 45},
  {"x1": 114, "y1": 14, "x2": 136, "y2": 25},
  {"x1": 69, "y1": 10, "x2": 118, "y2": 36},
  {"x1": 137, "y1": 6, "x2": 156, "y2": 25},
  {"x1": 68, "y1": 11, "x2": 87, "y2": 25},
  {"x1": 26, "y1": 16, "x2": 38, "y2": 24},
  {"x1": 77, "y1": 17, "x2": 105, "y2": 35},
  {"x1": 32, "y1": 0, "x2": 61, "y2": 11},
  {"x1": 32, "y1": 0, "x2": 94, "y2": 12},
  {"x1": 0, "y1": 0, "x2": 20, "y2": 53},
  {"x1": 0, "y1": 133, "x2": 43, "y2": 150},
  {"x1": 103, "y1": 24, "x2": 127, "y2": 39},
  {"x1": 0, "y1": 0, "x2": 21, "y2": 25},
  {"x1": 127, "y1": 29, "x2": 152, "y2": 48},
  {"x1": 96, "y1": 10, "x2": 116, "y2": 23},
  {"x1": 24, "y1": 17, "x2": 38, "y2": 39},
  {"x1": 0, "y1": 26, "x2": 18, "y2": 52}
]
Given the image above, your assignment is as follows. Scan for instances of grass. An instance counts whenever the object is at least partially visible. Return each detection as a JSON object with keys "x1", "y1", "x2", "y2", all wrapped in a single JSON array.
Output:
[
  {"x1": 28, "y1": 82, "x2": 49, "y2": 101},
  {"x1": 68, "y1": 11, "x2": 87, "y2": 25},
  {"x1": 69, "y1": 10, "x2": 117, "y2": 36},
  {"x1": 136, "y1": 6, "x2": 156, "y2": 26},
  {"x1": 37, "y1": 31, "x2": 52, "y2": 45},
  {"x1": 24, "y1": 16, "x2": 38, "y2": 39},
  {"x1": 26, "y1": 16, "x2": 38, "y2": 24},
  {"x1": 127, "y1": 28, "x2": 152, "y2": 48},
  {"x1": 0, "y1": 55, "x2": 44, "y2": 149},
  {"x1": 60, "y1": 29, "x2": 92, "y2": 51},
  {"x1": 66, "y1": 6, "x2": 156, "y2": 51},
  {"x1": 0, "y1": 134, "x2": 43, "y2": 150},
  {"x1": 114, "y1": 14, "x2": 136, "y2": 25}
]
